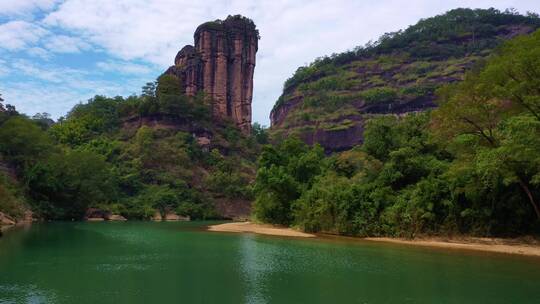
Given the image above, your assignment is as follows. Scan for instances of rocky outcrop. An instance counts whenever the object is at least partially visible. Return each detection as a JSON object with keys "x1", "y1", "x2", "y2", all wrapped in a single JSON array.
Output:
[
  {"x1": 163, "y1": 212, "x2": 190, "y2": 221},
  {"x1": 149, "y1": 211, "x2": 190, "y2": 221},
  {"x1": 84, "y1": 208, "x2": 126, "y2": 221},
  {"x1": 213, "y1": 198, "x2": 251, "y2": 220},
  {"x1": 0, "y1": 212, "x2": 16, "y2": 226},
  {"x1": 165, "y1": 15, "x2": 258, "y2": 134},
  {"x1": 151, "y1": 212, "x2": 163, "y2": 221},
  {"x1": 107, "y1": 214, "x2": 127, "y2": 221},
  {"x1": 272, "y1": 96, "x2": 438, "y2": 152}
]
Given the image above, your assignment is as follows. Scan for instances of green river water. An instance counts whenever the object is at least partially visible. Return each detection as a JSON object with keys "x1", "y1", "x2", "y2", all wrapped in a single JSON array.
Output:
[{"x1": 0, "y1": 222, "x2": 539, "y2": 304}]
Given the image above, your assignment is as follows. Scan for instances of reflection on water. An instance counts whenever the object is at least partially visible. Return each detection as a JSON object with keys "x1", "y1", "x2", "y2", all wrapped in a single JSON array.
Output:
[
  {"x1": 240, "y1": 235, "x2": 268, "y2": 304},
  {"x1": 0, "y1": 284, "x2": 57, "y2": 304},
  {"x1": 1, "y1": 222, "x2": 540, "y2": 304}
]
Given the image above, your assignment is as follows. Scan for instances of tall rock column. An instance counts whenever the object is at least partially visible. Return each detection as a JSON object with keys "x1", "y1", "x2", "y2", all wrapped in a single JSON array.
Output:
[
  {"x1": 227, "y1": 20, "x2": 257, "y2": 133},
  {"x1": 165, "y1": 15, "x2": 258, "y2": 134}
]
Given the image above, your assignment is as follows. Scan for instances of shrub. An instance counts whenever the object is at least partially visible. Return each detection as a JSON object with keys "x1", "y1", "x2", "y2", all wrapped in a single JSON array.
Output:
[{"x1": 361, "y1": 87, "x2": 398, "y2": 104}]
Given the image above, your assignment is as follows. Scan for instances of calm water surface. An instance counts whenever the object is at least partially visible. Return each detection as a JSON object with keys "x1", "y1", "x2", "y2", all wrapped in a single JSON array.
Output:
[{"x1": 0, "y1": 222, "x2": 539, "y2": 304}]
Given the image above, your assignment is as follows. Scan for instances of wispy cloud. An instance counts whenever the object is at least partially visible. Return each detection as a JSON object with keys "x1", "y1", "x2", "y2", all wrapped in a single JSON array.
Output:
[
  {"x1": 43, "y1": 34, "x2": 92, "y2": 53},
  {"x1": 96, "y1": 60, "x2": 155, "y2": 75},
  {"x1": 26, "y1": 47, "x2": 51, "y2": 59},
  {"x1": 11, "y1": 59, "x2": 88, "y2": 83},
  {"x1": 0, "y1": 59, "x2": 10, "y2": 77},
  {"x1": 2, "y1": 81, "x2": 89, "y2": 118},
  {"x1": 0, "y1": 0, "x2": 61, "y2": 17},
  {"x1": 0, "y1": 21, "x2": 48, "y2": 51}
]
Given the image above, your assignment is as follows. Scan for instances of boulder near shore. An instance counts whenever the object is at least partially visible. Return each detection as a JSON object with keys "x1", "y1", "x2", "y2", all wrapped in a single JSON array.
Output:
[{"x1": 0, "y1": 212, "x2": 16, "y2": 226}]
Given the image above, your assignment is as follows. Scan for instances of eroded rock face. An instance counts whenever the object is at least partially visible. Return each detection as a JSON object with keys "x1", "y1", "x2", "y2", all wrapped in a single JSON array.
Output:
[
  {"x1": 165, "y1": 15, "x2": 258, "y2": 134},
  {"x1": 269, "y1": 23, "x2": 537, "y2": 152},
  {"x1": 163, "y1": 213, "x2": 190, "y2": 221},
  {"x1": 0, "y1": 212, "x2": 16, "y2": 226},
  {"x1": 151, "y1": 212, "x2": 162, "y2": 221},
  {"x1": 107, "y1": 214, "x2": 127, "y2": 221}
]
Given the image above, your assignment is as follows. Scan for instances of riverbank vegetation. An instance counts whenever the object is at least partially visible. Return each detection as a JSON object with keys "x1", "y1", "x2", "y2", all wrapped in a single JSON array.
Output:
[
  {"x1": 0, "y1": 76, "x2": 262, "y2": 221},
  {"x1": 254, "y1": 29, "x2": 540, "y2": 237},
  {"x1": 1, "y1": 8, "x2": 539, "y2": 241}
]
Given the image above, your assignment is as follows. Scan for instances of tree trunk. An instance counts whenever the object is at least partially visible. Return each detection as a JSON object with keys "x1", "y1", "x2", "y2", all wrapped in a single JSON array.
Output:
[{"x1": 518, "y1": 177, "x2": 540, "y2": 220}]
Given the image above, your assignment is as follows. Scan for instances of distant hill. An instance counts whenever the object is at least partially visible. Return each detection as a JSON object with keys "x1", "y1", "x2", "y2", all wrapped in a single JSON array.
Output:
[{"x1": 270, "y1": 8, "x2": 540, "y2": 152}]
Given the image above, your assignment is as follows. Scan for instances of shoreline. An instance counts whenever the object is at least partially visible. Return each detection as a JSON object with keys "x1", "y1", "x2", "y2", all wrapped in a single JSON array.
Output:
[
  {"x1": 363, "y1": 237, "x2": 540, "y2": 257},
  {"x1": 208, "y1": 222, "x2": 540, "y2": 257},
  {"x1": 208, "y1": 221, "x2": 316, "y2": 238}
]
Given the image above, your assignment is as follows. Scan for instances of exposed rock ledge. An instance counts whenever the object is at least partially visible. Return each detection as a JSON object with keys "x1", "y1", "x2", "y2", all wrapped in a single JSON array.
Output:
[
  {"x1": 84, "y1": 208, "x2": 126, "y2": 221},
  {"x1": 84, "y1": 208, "x2": 190, "y2": 222},
  {"x1": 0, "y1": 211, "x2": 34, "y2": 236},
  {"x1": 0, "y1": 212, "x2": 16, "y2": 226},
  {"x1": 152, "y1": 212, "x2": 190, "y2": 221}
]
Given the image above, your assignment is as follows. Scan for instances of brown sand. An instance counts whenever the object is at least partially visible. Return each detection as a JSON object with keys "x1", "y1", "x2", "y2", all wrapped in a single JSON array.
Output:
[
  {"x1": 364, "y1": 237, "x2": 540, "y2": 257},
  {"x1": 208, "y1": 222, "x2": 540, "y2": 257},
  {"x1": 208, "y1": 222, "x2": 315, "y2": 238}
]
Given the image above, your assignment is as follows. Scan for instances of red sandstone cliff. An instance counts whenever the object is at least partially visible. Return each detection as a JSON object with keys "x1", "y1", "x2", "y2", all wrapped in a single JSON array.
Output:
[{"x1": 165, "y1": 15, "x2": 258, "y2": 134}]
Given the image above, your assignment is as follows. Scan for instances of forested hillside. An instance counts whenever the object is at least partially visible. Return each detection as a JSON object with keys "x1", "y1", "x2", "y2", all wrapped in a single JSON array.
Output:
[
  {"x1": 254, "y1": 29, "x2": 540, "y2": 237},
  {"x1": 0, "y1": 75, "x2": 267, "y2": 221},
  {"x1": 1, "y1": 8, "x2": 539, "y2": 239},
  {"x1": 270, "y1": 8, "x2": 540, "y2": 152}
]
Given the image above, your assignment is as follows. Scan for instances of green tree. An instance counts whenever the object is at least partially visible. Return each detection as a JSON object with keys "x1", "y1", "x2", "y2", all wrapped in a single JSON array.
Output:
[
  {"x1": 474, "y1": 114, "x2": 540, "y2": 218},
  {"x1": 253, "y1": 137, "x2": 324, "y2": 225},
  {"x1": 25, "y1": 150, "x2": 118, "y2": 219},
  {"x1": 157, "y1": 74, "x2": 182, "y2": 97},
  {"x1": 142, "y1": 81, "x2": 157, "y2": 98},
  {"x1": 432, "y1": 31, "x2": 540, "y2": 220},
  {"x1": 0, "y1": 117, "x2": 54, "y2": 171},
  {"x1": 251, "y1": 123, "x2": 269, "y2": 144}
]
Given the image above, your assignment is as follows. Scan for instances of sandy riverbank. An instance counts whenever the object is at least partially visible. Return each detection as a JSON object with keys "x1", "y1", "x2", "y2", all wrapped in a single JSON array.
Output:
[
  {"x1": 364, "y1": 237, "x2": 540, "y2": 257},
  {"x1": 208, "y1": 221, "x2": 315, "y2": 238},
  {"x1": 208, "y1": 222, "x2": 540, "y2": 257}
]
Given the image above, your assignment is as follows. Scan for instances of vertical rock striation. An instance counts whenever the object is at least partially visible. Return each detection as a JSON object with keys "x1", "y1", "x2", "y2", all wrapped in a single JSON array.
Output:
[{"x1": 165, "y1": 15, "x2": 258, "y2": 133}]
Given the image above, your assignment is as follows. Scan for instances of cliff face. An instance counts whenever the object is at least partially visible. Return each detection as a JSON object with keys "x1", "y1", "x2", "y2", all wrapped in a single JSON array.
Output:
[
  {"x1": 165, "y1": 15, "x2": 258, "y2": 134},
  {"x1": 269, "y1": 9, "x2": 540, "y2": 152}
]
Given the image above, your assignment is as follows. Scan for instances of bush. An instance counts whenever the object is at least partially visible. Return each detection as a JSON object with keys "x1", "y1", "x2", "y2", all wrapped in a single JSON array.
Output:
[{"x1": 361, "y1": 87, "x2": 398, "y2": 104}]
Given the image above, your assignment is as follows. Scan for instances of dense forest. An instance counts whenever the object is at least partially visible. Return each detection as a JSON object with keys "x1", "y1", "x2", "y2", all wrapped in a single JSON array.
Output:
[
  {"x1": 0, "y1": 75, "x2": 267, "y2": 221},
  {"x1": 254, "y1": 28, "x2": 540, "y2": 237},
  {"x1": 1, "y1": 8, "x2": 539, "y2": 239}
]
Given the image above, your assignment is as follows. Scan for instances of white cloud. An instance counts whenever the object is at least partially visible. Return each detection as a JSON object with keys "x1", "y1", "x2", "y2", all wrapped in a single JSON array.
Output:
[
  {"x1": 27, "y1": 47, "x2": 51, "y2": 59},
  {"x1": 96, "y1": 60, "x2": 155, "y2": 75},
  {"x1": 43, "y1": 35, "x2": 92, "y2": 53},
  {"x1": 0, "y1": 59, "x2": 10, "y2": 77},
  {"x1": 1, "y1": 81, "x2": 88, "y2": 117},
  {"x1": 0, "y1": 21, "x2": 48, "y2": 51},
  {"x1": 0, "y1": 0, "x2": 61, "y2": 17},
  {"x1": 7, "y1": 59, "x2": 146, "y2": 94},
  {"x1": 11, "y1": 59, "x2": 87, "y2": 83},
  {"x1": 0, "y1": 75, "x2": 146, "y2": 119},
  {"x1": 43, "y1": 0, "x2": 202, "y2": 65}
]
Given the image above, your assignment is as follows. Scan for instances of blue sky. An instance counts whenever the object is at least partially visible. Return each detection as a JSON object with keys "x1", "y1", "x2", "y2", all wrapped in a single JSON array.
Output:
[{"x1": 0, "y1": 0, "x2": 538, "y2": 125}]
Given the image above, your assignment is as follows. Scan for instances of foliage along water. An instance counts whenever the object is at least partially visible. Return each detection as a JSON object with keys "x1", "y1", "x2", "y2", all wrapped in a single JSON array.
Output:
[{"x1": 0, "y1": 222, "x2": 539, "y2": 304}]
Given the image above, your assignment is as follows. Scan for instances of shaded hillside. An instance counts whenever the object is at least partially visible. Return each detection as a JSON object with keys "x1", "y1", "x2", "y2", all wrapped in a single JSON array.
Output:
[
  {"x1": 0, "y1": 15, "x2": 263, "y2": 222},
  {"x1": 270, "y1": 8, "x2": 540, "y2": 152},
  {"x1": 0, "y1": 76, "x2": 266, "y2": 222}
]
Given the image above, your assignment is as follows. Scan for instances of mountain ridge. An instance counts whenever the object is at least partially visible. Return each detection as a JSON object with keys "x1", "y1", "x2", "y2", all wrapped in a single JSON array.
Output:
[{"x1": 269, "y1": 8, "x2": 540, "y2": 152}]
